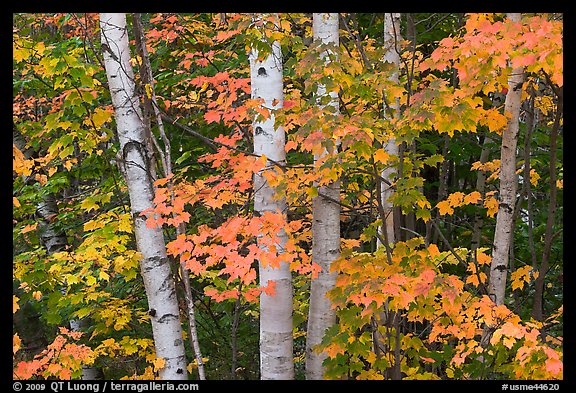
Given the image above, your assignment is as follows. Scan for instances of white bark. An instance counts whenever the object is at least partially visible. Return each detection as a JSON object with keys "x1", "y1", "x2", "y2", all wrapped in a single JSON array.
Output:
[
  {"x1": 488, "y1": 13, "x2": 525, "y2": 306},
  {"x1": 373, "y1": 13, "x2": 403, "y2": 369},
  {"x1": 379, "y1": 13, "x2": 402, "y2": 246},
  {"x1": 250, "y1": 14, "x2": 294, "y2": 380},
  {"x1": 100, "y1": 13, "x2": 188, "y2": 380},
  {"x1": 305, "y1": 13, "x2": 340, "y2": 380}
]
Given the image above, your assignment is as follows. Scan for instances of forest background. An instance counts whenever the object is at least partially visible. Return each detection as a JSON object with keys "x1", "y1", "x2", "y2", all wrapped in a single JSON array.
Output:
[{"x1": 12, "y1": 12, "x2": 563, "y2": 381}]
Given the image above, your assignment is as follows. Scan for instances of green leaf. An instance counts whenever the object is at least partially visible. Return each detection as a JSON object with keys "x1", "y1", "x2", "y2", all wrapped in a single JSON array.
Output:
[
  {"x1": 415, "y1": 208, "x2": 431, "y2": 222},
  {"x1": 175, "y1": 151, "x2": 192, "y2": 165},
  {"x1": 307, "y1": 186, "x2": 318, "y2": 198},
  {"x1": 76, "y1": 307, "x2": 92, "y2": 319},
  {"x1": 422, "y1": 154, "x2": 444, "y2": 167},
  {"x1": 58, "y1": 145, "x2": 74, "y2": 159}
]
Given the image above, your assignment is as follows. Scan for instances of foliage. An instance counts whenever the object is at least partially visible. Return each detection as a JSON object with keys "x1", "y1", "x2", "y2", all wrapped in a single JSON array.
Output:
[
  {"x1": 14, "y1": 327, "x2": 94, "y2": 380},
  {"x1": 13, "y1": 12, "x2": 562, "y2": 380},
  {"x1": 321, "y1": 238, "x2": 562, "y2": 379}
]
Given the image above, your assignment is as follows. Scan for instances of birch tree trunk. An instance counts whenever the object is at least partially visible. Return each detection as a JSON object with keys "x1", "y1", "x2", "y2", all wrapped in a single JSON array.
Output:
[
  {"x1": 380, "y1": 13, "x2": 402, "y2": 246},
  {"x1": 249, "y1": 13, "x2": 294, "y2": 380},
  {"x1": 100, "y1": 13, "x2": 188, "y2": 380},
  {"x1": 305, "y1": 12, "x2": 340, "y2": 380},
  {"x1": 372, "y1": 13, "x2": 403, "y2": 380},
  {"x1": 487, "y1": 13, "x2": 525, "y2": 306}
]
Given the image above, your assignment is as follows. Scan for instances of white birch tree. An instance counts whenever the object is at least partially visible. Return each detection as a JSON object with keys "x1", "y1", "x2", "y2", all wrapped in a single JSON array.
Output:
[
  {"x1": 100, "y1": 13, "x2": 188, "y2": 380},
  {"x1": 487, "y1": 13, "x2": 525, "y2": 306},
  {"x1": 249, "y1": 13, "x2": 294, "y2": 380},
  {"x1": 305, "y1": 12, "x2": 340, "y2": 380},
  {"x1": 380, "y1": 12, "x2": 402, "y2": 246},
  {"x1": 372, "y1": 13, "x2": 403, "y2": 378}
]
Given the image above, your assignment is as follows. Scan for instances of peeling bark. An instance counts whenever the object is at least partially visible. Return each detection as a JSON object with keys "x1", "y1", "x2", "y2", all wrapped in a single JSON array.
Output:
[
  {"x1": 100, "y1": 13, "x2": 187, "y2": 380},
  {"x1": 250, "y1": 13, "x2": 294, "y2": 380},
  {"x1": 305, "y1": 13, "x2": 340, "y2": 380},
  {"x1": 373, "y1": 13, "x2": 403, "y2": 378},
  {"x1": 488, "y1": 13, "x2": 525, "y2": 306},
  {"x1": 379, "y1": 13, "x2": 402, "y2": 247}
]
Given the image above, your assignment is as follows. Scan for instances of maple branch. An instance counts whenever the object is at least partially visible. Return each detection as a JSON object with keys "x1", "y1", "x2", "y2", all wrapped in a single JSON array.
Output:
[
  {"x1": 70, "y1": 13, "x2": 106, "y2": 71},
  {"x1": 339, "y1": 13, "x2": 372, "y2": 71},
  {"x1": 418, "y1": 13, "x2": 453, "y2": 36},
  {"x1": 157, "y1": 108, "x2": 288, "y2": 173},
  {"x1": 133, "y1": 13, "x2": 172, "y2": 179},
  {"x1": 540, "y1": 69, "x2": 562, "y2": 99},
  {"x1": 178, "y1": 22, "x2": 222, "y2": 73},
  {"x1": 431, "y1": 220, "x2": 488, "y2": 296},
  {"x1": 316, "y1": 191, "x2": 362, "y2": 215},
  {"x1": 399, "y1": 226, "x2": 423, "y2": 239},
  {"x1": 158, "y1": 111, "x2": 219, "y2": 150},
  {"x1": 349, "y1": 167, "x2": 393, "y2": 187}
]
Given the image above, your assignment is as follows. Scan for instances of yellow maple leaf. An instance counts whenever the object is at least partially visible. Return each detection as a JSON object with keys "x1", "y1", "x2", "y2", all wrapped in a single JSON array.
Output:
[
  {"x1": 447, "y1": 192, "x2": 465, "y2": 207},
  {"x1": 152, "y1": 357, "x2": 166, "y2": 372},
  {"x1": 484, "y1": 110, "x2": 508, "y2": 133},
  {"x1": 427, "y1": 244, "x2": 440, "y2": 257},
  {"x1": 510, "y1": 266, "x2": 532, "y2": 291},
  {"x1": 65, "y1": 274, "x2": 80, "y2": 285},
  {"x1": 13, "y1": 333, "x2": 21, "y2": 354},
  {"x1": 85, "y1": 275, "x2": 97, "y2": 286},
  {"x1": 502, "y1": 336, "x2": 517, "y2": 349},
  {"x1": 118, "y1": 213, "x2": 133, "y2": 233},
  {"x1": 417, "y1": 198, "x2": 431, "y2": 209},
  {"x1": 436, "y1": 200, "x2": 454, "y2": 215},
  {"x1": 187, "y1": 357, "x2": 209, "y2": 373},
  {"x1": 476, "y1": 252, "x2": 492, "y2": 265},
  {"x1": 374, "y1": 149, "x2": 390, "y2": 164},
  {"x1": 80, "y1": 197, "x2": 99, "y2": 213},
  {"x1": 466, "y1": 274, "x2": 480, "y2": 287},
  {"x1": 483, "y1": 197, "x2": 498, "y2": 217},
  {"x1": 13, "y1": 296, "x2": 20, "y2": 314},
  {"x1": 84, "y1": 219, "x2": 105, "y2": 232},
  {"x1": 463, "y1": 191, "x2": 482, "y2": 205},
  {"x1": 92, "y1": 108, "x2": 113, "y2": 128},
  {"x1": 530, "y1": 169, "x2": 540, "y2": 186}
]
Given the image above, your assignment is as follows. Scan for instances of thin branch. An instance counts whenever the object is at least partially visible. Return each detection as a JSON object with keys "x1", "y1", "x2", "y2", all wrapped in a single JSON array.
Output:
[
  {"x1": 339, "y1": 13, "x2": 372, "y2": 70},
  {"x1": 158, "y1": 108, "x2": 288, "y2": 172},
  {"x1": 431, "y1": 220, "x2": 489, "y2": 295}
]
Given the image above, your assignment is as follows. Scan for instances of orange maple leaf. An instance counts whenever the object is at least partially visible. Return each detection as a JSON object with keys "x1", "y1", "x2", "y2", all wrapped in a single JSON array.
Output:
[
  {"x1": 261, "y1": 280, "x2": 277, "y2": 297},
  {"x1": 204, "y1": 110, "x2": 221, "y2": 124},
  {"x1": 545, "y1": 358, "x2": 563, "y2": 376}
]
